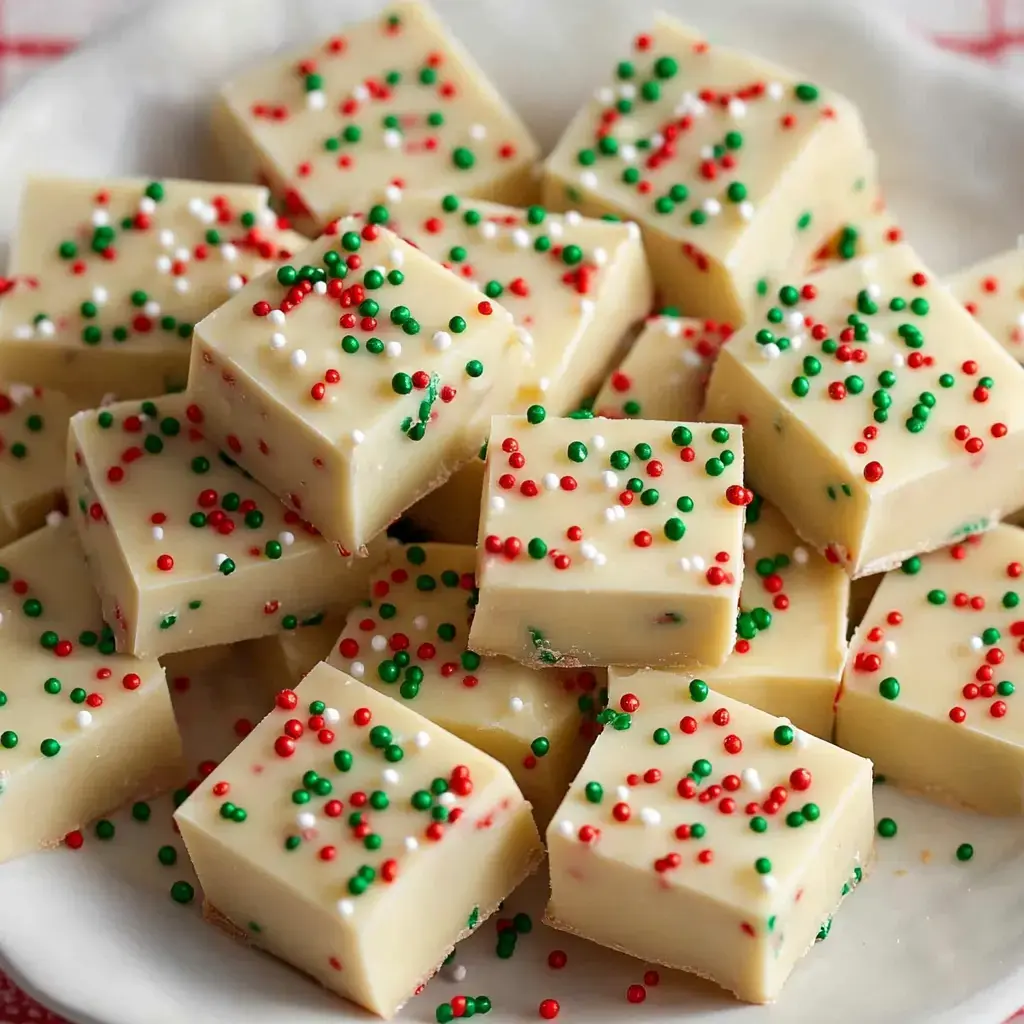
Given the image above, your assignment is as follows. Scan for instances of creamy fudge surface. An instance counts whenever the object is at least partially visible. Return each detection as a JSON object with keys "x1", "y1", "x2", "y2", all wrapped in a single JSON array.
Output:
[
  {"x1": 0, "y1": 383, "x2": 74, "y2": 548},
  {"x1": 543, "y1": 13, "x2": 877, "y2": 323},
  {"x1": 382, "y1": 193, "x2": 652, "y2": 414},
  {"x1": 0, "y1": 521, "x2": 182, "y2": 864},
  {"x1": 68, "y1": 393, "x2": 375, "y2": 658},
  {"x1": 0, "y1": 177, "x2": 300, "y2": 407},
  {"x1": 837, "y1": 525, "x2": 1024, "y2": 814},
  {"x1": 949, "y1": 248, "x2": 1024, "y2": 363},
  {"x1": 471, "y1": 413, "x2": 746, "y2": 669},
  {"x1": 190, "y1": 216, "x2": 527, "y2": 553},
  {"x1": 704, "y1": 244, "x2": 1024, "y2": 577},
  {"x1": 593, "y1": 314, "x2": 733, "y2": 423},
  {"x1": 327, "y1": 542, "x2": 599, "y2": 825},
  {"x1": 213, "y1": 0, "x2": 539, "y2": 235},
  {"x1": 175, "y1": 662, "x2": 542, "y2": 1019},
  {"x1": 546, "y1": 670, "x2": 873, "y2": 1004}
]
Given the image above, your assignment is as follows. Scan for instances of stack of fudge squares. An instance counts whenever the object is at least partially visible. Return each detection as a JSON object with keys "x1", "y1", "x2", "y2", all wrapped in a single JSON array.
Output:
[{"x1": 5, "y1": 1, "x2": 1024, "y2": 1016}]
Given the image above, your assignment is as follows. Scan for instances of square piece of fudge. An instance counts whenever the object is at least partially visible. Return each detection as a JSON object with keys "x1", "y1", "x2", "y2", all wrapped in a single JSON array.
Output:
[
  {"x1": 593, "y1": 314, "x2": 733, "y2": 422},
  {"x1": 212, "y1": 0, "x2": 539, "y2": 236},
  {"x1": 948, "y1": 248, "x2": 1024, "y2": 363},
  {"x1": 0, "y1": 383, "x2": 74, "y2": 547},
  {"x1": 0, "y1": 521, "x2": 182, "y2": 864},
  {"x1": 190, "y1": 218, "x2": 526, "y2": 552},
  {"x1": 0, "y1": 177, "x2": 302, "y2": 408},
  {"x1": 67, "y1": 394, "x2": 383, "y2": 658},
  {"x1": 327, "y1": 542, "x2": 599, "y2": 825},
  {"x1": 543, "y1": 13, "x2": 877, "y2": 323},
  {"x1": 470, "y1": 413, "x2": 746, "y2": 669},
  {"x1": 175, "y1": 661, "x2": 543, "y2": 1019},
  {"x1": 703, "y1": 244, "x2": 1024, "y2": 577},
  {"x1": 836, "y1": 525, "x2": 1024, "y2": 814},
  {"x1": 546, "y1": 669, "x2": 873, "y2": 1004}
]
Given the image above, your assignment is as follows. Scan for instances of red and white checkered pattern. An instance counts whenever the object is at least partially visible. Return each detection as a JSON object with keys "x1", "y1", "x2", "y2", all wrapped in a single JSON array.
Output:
[{"x1": 3, "y1": 0, "x2": 1024, "y2": 1021}]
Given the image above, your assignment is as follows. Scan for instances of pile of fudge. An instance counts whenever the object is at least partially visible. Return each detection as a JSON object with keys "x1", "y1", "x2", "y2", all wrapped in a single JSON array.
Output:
[{"x1": 3, "y1": 1, "x2": 1024, "y2": 1015}]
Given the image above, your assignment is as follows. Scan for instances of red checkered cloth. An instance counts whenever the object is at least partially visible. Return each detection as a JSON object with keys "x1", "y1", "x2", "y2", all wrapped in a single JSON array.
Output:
[{"x1": 2, "y1": 0, "x2": 1024, "y2": 1022}]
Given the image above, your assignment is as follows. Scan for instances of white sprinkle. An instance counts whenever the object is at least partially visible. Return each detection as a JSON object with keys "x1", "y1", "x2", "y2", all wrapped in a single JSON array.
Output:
[
  {"x1": 337, "y1": 899, "x2": 354, "y2": 917},
  {"x1": 590, "y1": 434, "x2": 606, "y2": 452},
  {"x1": 969, "y1": 635, "x2": 983, "y2": 651},
  {"x1": 278, "y1": 531, "x2": 295, "y2": 546},
  {"x1": 639, "y1": 807, "x2": 661, "y2": 826},
  {"x1": 349, "y1": 661, "x2": 365, "y2": 679},
  {"x1": 479, "y1": 221, "x2": 498, "y2": 240},
  {"x1": 438, "y1": 791, "x2": 457, "y2": 808},
  {"x1": 794, "y1": 729, "x2": 809, "y2": 750},
  {"x1": 155, "y1": 255, "x2": 172, "y2": 273},
  {"x1": 510, "y1": 697, "x2": 524, "y2": 712},
  {"x1": 767, "y1": 81, "x2": 785, "y2": 100},
  {"x1": 884, "y1": 640, "x2": 898, "y2": 655},
  {"x1": 91, "y1": 208, "x2": 109, "y2": 227},
  {"x1": 159, "y1": 229, "x2": 175, "y2": 248},
  {"x1": 382, "y1": 768, "x2": 400, "y2": 785},
  {"x1": 595, "y1": 86, "x2": 615, "y2": 104},
  {"x1": 866, "y1": 283, "x2": 882, "y2": 300},
  {"x1": 215, "y1": 553, "x2": 229, "y2": 569},
  {"x1": 371, "y1": 635, "x2": 388, "y2": 652},
  {"x1": 92, "y1": 286, "x2": 109, "y2": 305},
  {"x1": 728, "y1": 98, "x2": 747, "y2": 118},
  {"x1": 269, "y1": 309, "x2": 286, "y2": 326},
  {"x1": 703, "y1": 198, "x2": 722, "y2": 217},
  {"x1": 353, "y1": 85, "x2": 370, "y2": 102},
  {"x1": 414, "y1": 730, "x2": 430, "y2": 749},
  {"x1": 537, "y1": 377, "x2": 550, "y2": 393},
  {"x1": 592, "y1": 247, "x2": 608, "y2": 268},
  {"x1": 891, "y1": 351, "x2": 905, "y2": 368},
  {"x1": 384, "y1": 184, "x2": 403, "y2": 203},
  {"x1": 152, "y1": 526, "x2": 164, "y2": 541},
  {"x1": 404, "y1": 836, "x2": 419, "y2": 852},
  {"x1": 307, "y1": 90, "x2": 326, "y2": 111},
  {"x1": 389, "y1": 247, "x2": 404, "y2": 268},
  {"x1": 692, "y1": 555, "x2": 705, "y2": 571},
  {"x1": 351, "y1": 429, "x2": 365, "y2": 445},
  {"x1": 760, "y1": 874, "x2": 778, "y2": 892},
  {"x1": 743, "y1": 532, "x2": 756, "y2": 551},
  {"x1": 540, "y1": 472, "x2": 558, "y2": 491},
  {"x1": 580, "y1": 542, "x2": 597, "y2": 560},
  {"x1": 220, "y1": 243, "x2": 238, "y2": 262},
  {"x1": 760, "y1": 342, "x2": 780, "y2": 361},
  {"x1": 45, "y1": 510, "x2": 65, "y2": 528},
  {"x1": 565, "y1": 210, "x2": 581, "y2": 227},
  {"x1": 314, "y1": 280, "x2": 328, "y2": 295},
  {"x1": 604, "y1": 506, "x2": 619, "y2": 524},
  {"x1": 738, "y1": 201, "x2": 755, "y2": 222},
  {"x1": 385, "y1": 341, "x2": 403, "y2": 358},
  {"x1": 681, "y1": 349, "x2": 703, "y2": 368},
  {"x1": 383, "y1": 128, "x2": 403, "y2": 150},
  {"x1": 601, "y1": 470, "x2": 618, "y2": 489},
  {"x1": 742, "y1": 767, "x2": 763, "y2": 793},
  {"x1": 579, "y1": 170, "x2": 598, "y2": 189},
  {"x1": 174, "y1": 278, "x2": 189, "y2": 295},
  {"x1": 174, "y1": 247, "x2": 191, "y2": 263},
  {"x1": 557, "y1": 819, "x2": 574, "y2": 837},
  {"x1": 469, "y1": 123, "x2": 487, "y2": 140},
  {"x1": 793, "y1": 546, "x2": 809, "y2": 565},
  {"x1": 620, "y1": 83, "x2": 637, "y2": 100},
  {"x1": 269, "y1": 332, "x2": 287, "y2": 350},
  {"x1": 324, "y1": 707, "x2": 340, "y2": 724},
  {"x1": 297, "y1": 812, "x2": 316, "y2": 829},
  {"x1": 76, "y1": 710, "x2": 93, "y2": 728},
  {"x1": 432, "y1": 331, "x2": 452, "y2": 351},
  {"x1": 290, "y1": 349, "x2": 307, "y2": 368},
  {"x1": 187, "y1": 197, "x2": 204, "y2": 217},
  {"x1": 616, "y1": 785, "x2": 631, "y2": 802},
  {"x1": 448, "y1": 964, "x2": 468, "y2": 983},
  {"x1": 489, "y1": 495, "x2": 506, "y2": 512},
  {"x1": 411, "y1": 615, "x2": 429, "y2": 631},
  {"x1": 511, "y1": 228, "x2": 530, "y2": 249}
]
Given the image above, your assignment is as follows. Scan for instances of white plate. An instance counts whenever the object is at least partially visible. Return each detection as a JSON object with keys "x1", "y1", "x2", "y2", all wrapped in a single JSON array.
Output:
[{"x1": 3, "y1": 1, "x2": 1024, "y2": 1021}]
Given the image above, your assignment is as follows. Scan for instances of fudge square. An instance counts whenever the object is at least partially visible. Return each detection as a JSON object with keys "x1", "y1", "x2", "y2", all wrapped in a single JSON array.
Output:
[
  {"x1": 174, "y1": 662, "x2": 543, "y2": 1019},
  {"x1": 703, "y1": 244, "x2": 1024, "y2": 578},
  {"x1": 836, "y1": 526, "x2": 1024, "y2": 814},
  {"x1": 0, "y1": 521, "x2": 182, "y2": 864},
  {"x1": 67, "y1": 394, "x2": 382, "y2": 659},
  {"x1": 470, "y1": 413, "x2": 747, "y2": 669},
  {"x1": 0, "y1": 177, "x2": 303, "y2": 408},
  {"x1": 382, "y1": 193, "x2": 652, "y2": 413},
  {"x1": 212, "y1": 0, "x2": 540, "y2": 237},
  {"x1": 189, "y1": 217, "x2": 526, "y2": 553},
  {"x1": 593, "y1": 314, "x2": 734, "y2": 422},
  {"x1": 949, "y1": 248, "x2": 1024, "y2": 363},
  {"x1": 542, "y1": 13, "x2": 877, "y2": 324},
  {"x1": 327, "y1": 542, "x2": 599, "y2": 826},
  {"x1": 0, "y1": 384, "x2": 74, "y2": 548},
  {"x1": 546, "y1": 669, "x2": 874, "y2": 1004}
]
